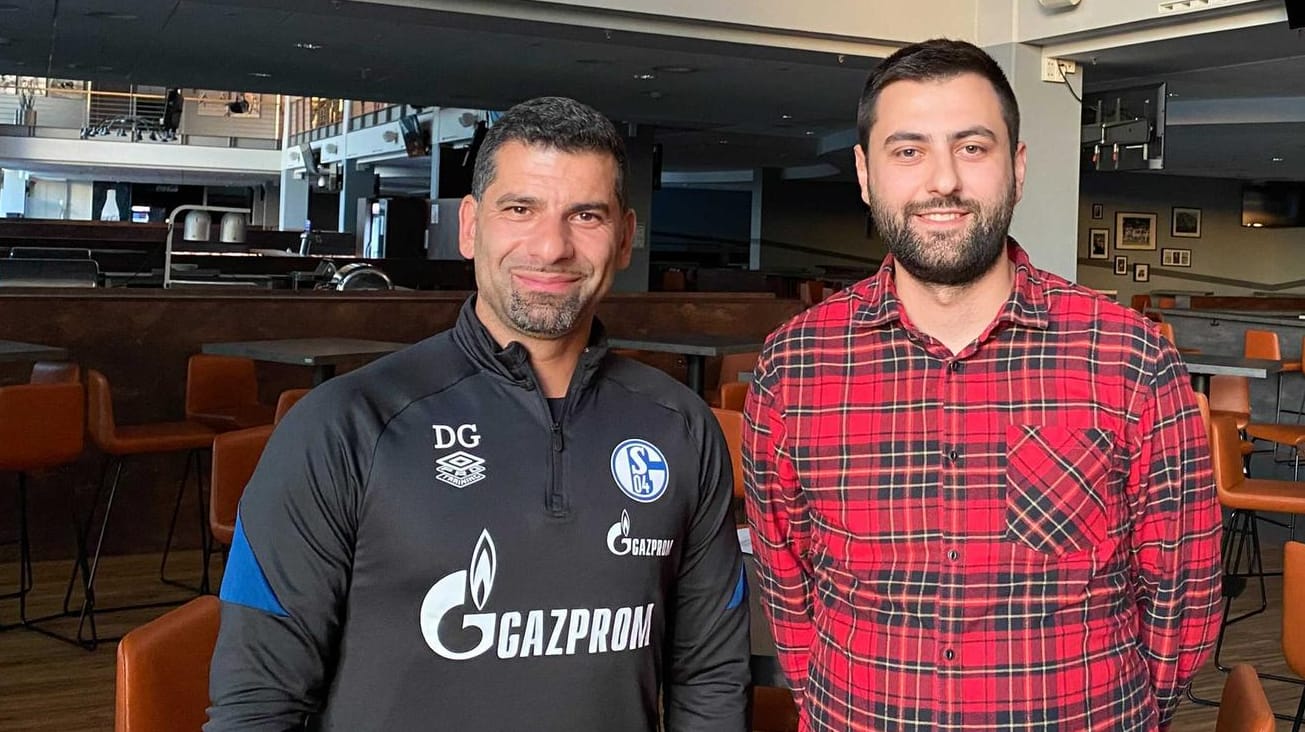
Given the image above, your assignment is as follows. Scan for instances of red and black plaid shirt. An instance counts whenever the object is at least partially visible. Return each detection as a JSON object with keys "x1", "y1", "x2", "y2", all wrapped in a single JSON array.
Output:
[{"x1": 744, "y1": 243, "x2": 1221, "y2": 731}]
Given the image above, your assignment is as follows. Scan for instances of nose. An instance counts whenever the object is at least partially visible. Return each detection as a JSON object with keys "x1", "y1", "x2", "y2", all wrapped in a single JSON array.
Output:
[
  {"x1": 524, "y1": 215, "x2": 574, "y2": 264},
  {"x1": 925, "y1": 151, "x2": 960, "y2": 198}
]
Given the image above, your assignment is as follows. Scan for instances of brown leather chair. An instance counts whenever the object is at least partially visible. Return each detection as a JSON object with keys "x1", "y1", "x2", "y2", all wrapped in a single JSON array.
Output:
[
  {"x1": 1210, "y1": 374, "x2": 1252, "y2": 431},
  {"x1": 1244, "y1": 329, "x2": 1300, "y2": 422},
  {"x1": 1216, "y1": 664, "x2": 1275, "y2": 732},
  {"x1": 711, "y1": 407, "x2": 745, "y2": 500},
  {"x1": 661, "y1": 269, "x2": 686, "y2": 292},
  {"x1": 29, "y1": 360, "x2": 81, "y2": 384},
  {"x1": 706, "y1": 351, "x2": 759, "y2": 408},
  {"x1": 273, "y1": 387, "x2": 311, "y2": 425},
  {"x1": 799, "y1": 280, "x2": 825, "y2": 307},
  {"x1": 1285, "y1": 542, "x2": 1305, "y2": 731},
  {"x1": 0, "y1": 381, "x2": 84, "y2": 632},
  {"x1": 1208, "y1": 411, "x2": 1305, "y2": 682},
  {"x1": 719, "y1": 381, "x2": 748, "y2": 411},
  {"x1": 67, "y1": 370, "x2": 216, "y2": 648},
  {"x1": 208, "y1": 424, "x2": 272, "y2": 552},
  {"x1": 115, "y1": 595, "x2": 220, "y2": 732},
  {"x1": 184, "y1": 354, "x2": 275, "y2": 432}
]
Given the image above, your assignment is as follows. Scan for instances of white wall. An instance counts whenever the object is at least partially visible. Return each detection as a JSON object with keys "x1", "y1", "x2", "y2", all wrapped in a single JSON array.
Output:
[
  {"x1": 1076, "y1": 173, "x2": 1305, "y2": 305},
  {"x1": 1019, "y1": 0, "x2": 1272, "y2": 42},
  {"x1": 181, "y1": 90, "x2": 279, "y2": 140}
]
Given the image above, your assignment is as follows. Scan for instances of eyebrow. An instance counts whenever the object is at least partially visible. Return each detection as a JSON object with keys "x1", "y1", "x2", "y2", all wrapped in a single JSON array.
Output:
[
  {"x1": 492, "y1": 195, "x2": 612, "y2": 216},
  {"x1": 882, "y1": 126, "x2": 1000, "y2": 147}
]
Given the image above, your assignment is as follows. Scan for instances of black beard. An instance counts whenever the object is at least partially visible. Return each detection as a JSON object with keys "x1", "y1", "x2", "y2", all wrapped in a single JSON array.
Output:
[{"x1": 872, "y1": 187, "x2": 1014, "y2": 287}]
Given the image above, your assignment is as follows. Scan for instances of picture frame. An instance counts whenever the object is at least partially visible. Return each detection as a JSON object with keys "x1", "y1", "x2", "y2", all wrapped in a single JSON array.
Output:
[
  {"x1": 1114, "y1": 255, "x2": 1128, "y2": 275},
  {"x1": 1115, "y1": 212, "x2": 1158, "y2": 251},
  {"x1": 1171, "y1": 206, "x2": 1202, "y2": 238},
  {"x1": 1088, "y1": 228, "x2": 1109, "y2": 259},
  {"x1": 1133, "y1": 263, "x2": 1150, "y2": 283},
  {"x1": 1091, "y1": 203, "x2": 1104, "y2": 220},
  {"x1": 1161, "y1": 248, "x2": 1192, "y2": 268}
]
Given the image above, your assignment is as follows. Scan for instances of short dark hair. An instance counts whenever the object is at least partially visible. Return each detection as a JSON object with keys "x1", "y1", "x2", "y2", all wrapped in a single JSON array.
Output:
[
  {"x1": 471, "y1": 96, "x2": 628, "y2": 208},
  {"x1": 856, "y1": 39, "x2": 1020, "y2": 157}
]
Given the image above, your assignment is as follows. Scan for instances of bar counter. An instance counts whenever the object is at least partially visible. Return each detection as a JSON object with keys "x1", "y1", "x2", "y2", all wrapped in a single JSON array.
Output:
[{"x1": 1, "y1": 288, "x2": 803, "y2": 561}]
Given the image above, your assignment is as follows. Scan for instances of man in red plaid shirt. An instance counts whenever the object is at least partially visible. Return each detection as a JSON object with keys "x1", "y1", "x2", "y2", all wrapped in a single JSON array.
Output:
[{"x1": 744, "y1": 39, "x2": 1221, "y2": 731}]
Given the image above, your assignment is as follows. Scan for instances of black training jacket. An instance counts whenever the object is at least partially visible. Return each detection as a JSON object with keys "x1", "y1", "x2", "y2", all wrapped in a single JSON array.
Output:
[{"x1": 206, "y1": 298, "x2": 750, "y2": 731}]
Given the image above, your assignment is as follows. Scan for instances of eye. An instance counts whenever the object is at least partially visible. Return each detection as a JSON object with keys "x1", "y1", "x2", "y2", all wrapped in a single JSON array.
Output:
[
  {"x1": 505, "y1": 205, "x2": 530, "y2": 216},
  {"x1": 959, "y1": 143, "x2": 986, "y2": 157},
  {"x1": 572, "y1": 211, "x2": 604, "y2": 224},
  {"x1": 894, "y1": 148, "x2": 920, "y2": 160}
]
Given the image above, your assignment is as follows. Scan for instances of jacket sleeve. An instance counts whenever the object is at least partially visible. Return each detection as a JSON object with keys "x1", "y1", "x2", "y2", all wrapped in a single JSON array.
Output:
[
  {"x1": 205, "y1": 390, "x2": 366, "y2": 732},
  {"x1": 1129, "y1": 336, "x2": 1222, "y2": 726},
  {"x1": 662, "y1": 407, "x2": 751, "y2": 732},
  {"x1": 742, "y1": 347, "x2": 813, "y2": 709}
]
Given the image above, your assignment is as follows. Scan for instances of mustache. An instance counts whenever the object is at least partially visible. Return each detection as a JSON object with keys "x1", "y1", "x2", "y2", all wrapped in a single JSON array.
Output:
[{"x1": 902, "y1": 196, "x2": 980, "y2": 217}]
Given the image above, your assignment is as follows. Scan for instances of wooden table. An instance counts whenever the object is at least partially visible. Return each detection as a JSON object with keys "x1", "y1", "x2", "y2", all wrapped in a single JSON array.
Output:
[
  {"x1": 202, "y1": 337, "x2": 409, "y2": 385},
  {"x1": 1183, "y1": 354, "x2": 1284, "y2": 396},
  {"x1": 608, "y1": 335, "x2": 764, "y2": 395},
  {"x1": 0, "y1": 340, "x2": 68, "y2": 363}
]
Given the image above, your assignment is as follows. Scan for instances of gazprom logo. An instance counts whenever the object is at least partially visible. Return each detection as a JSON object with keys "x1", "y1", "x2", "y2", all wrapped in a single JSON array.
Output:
[
  {"x1": 607, "y1": 510, "x2": 675, "y2": 557},
  {"x1": 419, "y1": 529, "x2": 655, "y2": 662},
  {"x1": 610, "y1": 439, "x2": 669, "y2": 503}
]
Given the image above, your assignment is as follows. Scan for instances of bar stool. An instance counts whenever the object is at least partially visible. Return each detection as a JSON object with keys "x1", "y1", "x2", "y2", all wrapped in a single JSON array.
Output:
[
  {"x1": 273, "y1": 387, "x2": 311, "y2": 424},
  {"x1": 115, "y1": 595, "x2": 220, "y2": 732},
  {"x1": 29, "y1": 360, "x2": 80, "y2": 384},
  {"x1": 1245, "y1": 329, "x2": 1299, "y2": 423},
  {"x1": 205, "y1": 423, "x2": 272, "y2": 585},
  {"x1": 1216, "y1": 664, "x2": 1275, "y2": 732},
  {"x1": 1206, "y1": 411, "x2": 1305, "y2": 687},
  {"x1": 0, "y1": 381, "x2": 84, "y2": 633},
  {"x1": 64, "y1": 369, "x2": 215, "y2": 649},
  {"x1": 710, "y1": 407, "x2": 745, "y2": 501},
  {"x1": 184, "y1": 354, "x2": 274, "y2": 432}
]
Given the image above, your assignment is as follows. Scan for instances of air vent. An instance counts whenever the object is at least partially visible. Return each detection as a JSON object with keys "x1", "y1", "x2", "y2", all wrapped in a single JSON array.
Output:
[{"x1": 1158, "y1": 0, "x2": 1258, "y2": 15}]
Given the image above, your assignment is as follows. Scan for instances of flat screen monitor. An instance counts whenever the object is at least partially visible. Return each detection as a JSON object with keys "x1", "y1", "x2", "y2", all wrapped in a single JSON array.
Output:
[
  {"x1": 399, "y1": 115, "x2": 428, "y2": 157},
  {"x1": 1242, "y1": 182, "x2": 1305, "y2": 227}
]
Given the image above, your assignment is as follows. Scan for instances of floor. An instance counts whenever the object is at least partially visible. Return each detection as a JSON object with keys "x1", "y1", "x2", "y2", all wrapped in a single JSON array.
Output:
[{"x1": 0, "y1": 547, "x2": 1300, "y2": 731}]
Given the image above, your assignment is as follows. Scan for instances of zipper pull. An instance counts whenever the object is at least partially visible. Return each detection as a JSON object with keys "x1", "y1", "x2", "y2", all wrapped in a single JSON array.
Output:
[{"x1": 551, "y1": 422, "x2": 564, "y2": 452}]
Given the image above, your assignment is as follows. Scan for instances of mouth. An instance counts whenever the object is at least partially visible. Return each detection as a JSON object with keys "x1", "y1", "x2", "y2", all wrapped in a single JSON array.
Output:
[
  {"x1": 912, "y1": 210, "x2": 971, "y2": 224},
  {"x1": 512, "y1": 271, "x2": 582, "y2": 293}
]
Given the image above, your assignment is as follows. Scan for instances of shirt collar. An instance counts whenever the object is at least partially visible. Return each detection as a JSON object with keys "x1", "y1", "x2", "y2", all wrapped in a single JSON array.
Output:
[{"x1": 850, "y1": 239, "x2": 1050, "y2": 331}]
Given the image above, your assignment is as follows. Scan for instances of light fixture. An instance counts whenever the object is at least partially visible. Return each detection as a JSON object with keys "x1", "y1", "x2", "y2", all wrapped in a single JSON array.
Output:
[
  {"x1": 1273, "y1": 157, "x2": 1285, "y2": 162},
  {"x1": 295, "y1": 42, "x2": 323, "y2": 50},
  {"x1": 804, "y1": 130, "x2": 814, "y2": 136},
  {"x1": 780, "y1": 113, "x2": 793, "y2": 120},
  {"x1": 163, "y1": 205, "x2": 252, "y2": 288},
  {"x1": 652, "y1": 65, "x2": 696, "y2": 73},
  {"x1": 632, "y1": 73, "x2": 656, "y2": 80},
  {"x1": 248, "y1": 72, "x2": 272, "y2": 78}
]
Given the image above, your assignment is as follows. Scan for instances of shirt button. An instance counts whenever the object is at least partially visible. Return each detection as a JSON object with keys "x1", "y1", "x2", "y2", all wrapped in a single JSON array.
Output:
[
  {"x1": 949, "y1": 361, "x2": 962, "y2": 372},
  {"x1": 943, "y1": 648, "x2": 955, "y2": 661},
  {"x1": 947, "y1": 549, "x2": 960, "y2": 562},
  {"x1": 947, "y1": 449, "x2": 959, "y2": 463}
]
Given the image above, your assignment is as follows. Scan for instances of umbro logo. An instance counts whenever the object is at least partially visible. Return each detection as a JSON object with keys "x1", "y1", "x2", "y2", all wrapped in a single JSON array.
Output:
[{"x1": 436, "y1": 450, "x2": 486, "y2": 488}]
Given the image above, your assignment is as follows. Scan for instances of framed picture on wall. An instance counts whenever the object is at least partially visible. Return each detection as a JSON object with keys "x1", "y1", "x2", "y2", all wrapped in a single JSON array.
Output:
[
  {"x1": 1088, "y1": 228, "x2": 1109, "y2": 259},
  {"x1": 1115, "y1": 212, "x2": 1157, "y2": 250},
  {"x1": 1091, "y1": 203, "x2": 1104, "y2": 220},
  {"x1": 1161, "y1": 248, "x2": 1192, "y2": 267},
  {"x1": 1114, "y1": 255, "x2": 1128, "y2": 275},
  {"x1": 1172, "y1": 206, "x2": 1201, "y2": 238},
  {"x1": 1134, "y1": 263, "x2": 1150, "y2": 282}
]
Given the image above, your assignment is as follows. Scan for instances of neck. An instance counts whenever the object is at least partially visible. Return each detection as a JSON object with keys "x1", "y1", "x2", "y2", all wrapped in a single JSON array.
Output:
[
  {"x1": 474, "y1": 298, "x2": 592, "y2": 398},
  {"x1": 894, "y1": 250, "x2": 1015, "y2": 355}
]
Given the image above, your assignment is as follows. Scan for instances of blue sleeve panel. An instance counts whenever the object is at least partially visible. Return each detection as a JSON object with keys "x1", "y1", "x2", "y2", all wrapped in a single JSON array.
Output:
[
  {"x1": 726, "y1": 566, "x2": 747, "y2": 611},
  {"x1": 219, "y1": 515, "x2": 290, "y2": 617}
]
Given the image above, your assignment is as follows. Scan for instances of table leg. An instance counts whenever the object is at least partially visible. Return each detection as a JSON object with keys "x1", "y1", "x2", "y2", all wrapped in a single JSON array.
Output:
[
  {"x1": 313, "y1": 364, "x2": 337, "y2": 386},
  {"x1": 686, "y1": 355, "x2": 705, "y2": 395}
]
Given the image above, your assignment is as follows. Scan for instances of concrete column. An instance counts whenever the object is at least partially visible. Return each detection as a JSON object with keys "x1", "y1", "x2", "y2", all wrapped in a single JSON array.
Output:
[
  {"x1": 980, "y1": 3, "x2": 1082, "y2": 281},
  {"x1": 278, "y1": 167, "x2": 310, "y2": 232},
  {"x1": 337, "y1": 158, "x2": 370, "y2": 234},
  {"x1": 0, "y1": 169, "x2": 30, "y2": 217},
  {"x1": 748, "y1": 167, "x2": 783, "y2": 271},
  {"x1": 611, "y1": 124, "x2": 653, "y2": 293}
]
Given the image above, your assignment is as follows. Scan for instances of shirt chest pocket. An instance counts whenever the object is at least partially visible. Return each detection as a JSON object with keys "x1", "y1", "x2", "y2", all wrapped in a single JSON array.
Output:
[{"x1": 1004, "y1": 425, "x2": 1117, "y2": 556}]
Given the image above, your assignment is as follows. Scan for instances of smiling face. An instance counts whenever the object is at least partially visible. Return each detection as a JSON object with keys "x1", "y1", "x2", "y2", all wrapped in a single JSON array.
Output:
[
  {"x1": 459, "y1": 140, "x2": 634, "y2": 347},
  {"x1": 855, "y1": 72, "x2": 1026, "y2": 287}
]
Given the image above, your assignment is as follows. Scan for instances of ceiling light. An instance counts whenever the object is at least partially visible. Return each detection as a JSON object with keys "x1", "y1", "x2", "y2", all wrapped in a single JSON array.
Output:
[
  {"x1": 295, "y1": 42, "x2": 323, "y2": 50},
  {"x1": 1251, "y1": 222, "x2": 1264, "y2": 228},
  {"x1": 248, "y1": 72, "x2": 272, "y2": 78},
  {"x1": 804, "y1": 130, "x2": 814, "y2": 136},
  {"x1": 1167, "y1": 92, "x2": 1180, "y2": 98},
  {"x1": 717, "y1": 139, "x2": 728, "y2": 144},
  {"x1": 652, "y1": 65, "x2": 696, "y2": 74},
  {"x1": 632, "y1": 73, "x2": 655, "y2": 81},
  {"x1": 84, "y1": 11, "x2": 139, "y2": 20},
  {"x1": 1273, "y1": 157, "x2": 1285, "y2": 162},
  {"x1": 780, "y1": 113, "x2": 793, "y2": 120}
]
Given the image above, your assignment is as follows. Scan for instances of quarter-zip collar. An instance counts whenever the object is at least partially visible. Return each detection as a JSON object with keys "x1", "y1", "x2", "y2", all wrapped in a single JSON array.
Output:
[{"x1": 451, "y1": 295, "x2": 610, "y2": 395}]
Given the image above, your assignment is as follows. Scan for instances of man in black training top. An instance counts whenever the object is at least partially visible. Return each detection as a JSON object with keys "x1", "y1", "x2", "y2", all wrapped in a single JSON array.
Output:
[{"x1": 206, "y1": 96, "x2": 750, "y2": 732}]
